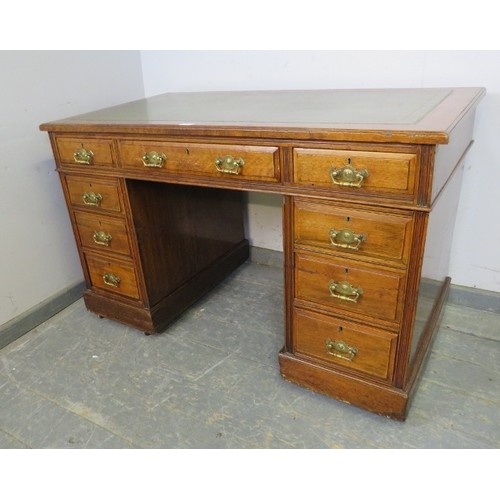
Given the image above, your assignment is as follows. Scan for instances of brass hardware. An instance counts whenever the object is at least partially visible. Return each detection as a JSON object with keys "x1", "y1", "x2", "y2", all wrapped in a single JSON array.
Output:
[
  {"x1": 93, "y1": 231, "x2": 112, "y2": 247},
  {"x1": 82, "y1": 192, "x2": 103, "y2": 206},
  {"x1": 329, "y1": 228, "x2": 366, "y2": 250},
  {"x1": 330, "y1": 158, "x2": 368, "y2": 187},
  {"x1": 325, "y1": 338, "x2": 358, "y2": 361},
  {"x1": 73, "y1": 147, "x2": 94, "y2": 165},
  {"x1": 328, "y1": 280, "x2": 363, "y2": 303},
  {"x1": 102, "y1": 273, "x2": 121, "y2": 288},
  {"x1": 215, "y1": 155, "x2": 244, "y2": 175},
  {"x1": 141, "y1": 151, "x2": 166, "y2": 168}
]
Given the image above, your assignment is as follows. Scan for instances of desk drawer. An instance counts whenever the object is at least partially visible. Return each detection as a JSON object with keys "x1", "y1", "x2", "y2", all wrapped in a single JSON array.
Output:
[
  {"x1": 119, "y1": 140, "x2": 280, "y2": 183},
  {"x1": 293, "y1": 199, "x2": 413, "y2": 266},
  {"x1": 85, "y1": 254, "x2": 140, "y2": 300},
  {"x1": 64, "y1": 175, "x2": 123, "y2": 213},
  {"x1": 293, "y1": 148, "x2": 417, "y2": 199},
  {"x1": 295, "y1": 252, "x2": 405, "y2": 324},
  {"x1": 293, "y1": 307, "x2": 397, "y2": 381},
  {"x1": 74, "y1": 211, "x2": 131, "y2": 256},
  {"x1": 55, "y1": 137, "x2": 114, "y2": 168}
]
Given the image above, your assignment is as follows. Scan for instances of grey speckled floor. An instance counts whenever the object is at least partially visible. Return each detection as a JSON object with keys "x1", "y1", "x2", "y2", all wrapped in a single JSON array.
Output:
[{"x1": 1, "y1": 257, "x2": 499, "y2": 449}]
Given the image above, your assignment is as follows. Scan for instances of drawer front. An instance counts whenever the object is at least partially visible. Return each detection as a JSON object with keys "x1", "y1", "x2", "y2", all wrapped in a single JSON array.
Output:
[
  {"x1": 293, "y1": 148, "x2": 417, "y2": 198},
  {"x1": 55, "y1": 137, "x2": 114, "y2": 167},
  {"x1": 293, "y1": 307, "x2": 397, "y2": 380},
  {"x1": 74, "y1": 211, "x2": 131, "y2": 256},
  {"x1": 295, "y1": 252, "x2": 405, "y2": 323},
  {"x1": 65, "y1": 176, "x2": 122, "y2": 213},
  {"x1": 294, "y1": 199, "x2": 413, "y2": 266},
  {"x1": 119, "y1": 141, "x2": 280, "y2": 183},
  {"x1": 85, "y1": 254, "x2": 140, "y2": 300}
]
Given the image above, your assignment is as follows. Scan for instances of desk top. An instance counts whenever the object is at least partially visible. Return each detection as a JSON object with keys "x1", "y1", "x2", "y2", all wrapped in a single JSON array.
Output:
[{"x1": 40, "y1": 87, "x2": 485, "y2": 144}]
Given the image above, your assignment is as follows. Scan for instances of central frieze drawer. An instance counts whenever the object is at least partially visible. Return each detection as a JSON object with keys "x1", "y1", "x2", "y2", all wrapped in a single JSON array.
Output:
[
  {"x1": 119, "y1": 141, "x2": 280, "y2": 182},
  {"x1": 293, "y1": 307, "x2": 397, "y2": 381},
  {"x1": 295, "y1": 252, "x2": 406, "y2": 324},
  {"x1": 293, "y1": 148, "x2": 417, "y2": 199},
  {"x1": 294, "y1": 199, "x2": 413, "y2": 267}
]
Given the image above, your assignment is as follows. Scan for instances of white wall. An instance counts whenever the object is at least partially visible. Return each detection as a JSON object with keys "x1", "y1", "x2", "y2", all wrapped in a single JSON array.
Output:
[
  {"x1": 141, "y1": 50, "x2": 500, "y2": 293},
  {"x1": 0, "y1": 51, "x2": 145, "y2": 326}
]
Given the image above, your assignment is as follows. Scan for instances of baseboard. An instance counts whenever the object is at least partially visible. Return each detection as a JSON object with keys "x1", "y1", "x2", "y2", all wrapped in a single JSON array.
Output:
[{"x1": 0, "y1": 280, "x2": 85, "y2": 350}]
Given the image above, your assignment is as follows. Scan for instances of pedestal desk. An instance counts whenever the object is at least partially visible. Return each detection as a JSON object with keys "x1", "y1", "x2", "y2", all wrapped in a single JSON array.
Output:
[{"x1": 40, "y1": 88, "x2": 484, "y2": 419}]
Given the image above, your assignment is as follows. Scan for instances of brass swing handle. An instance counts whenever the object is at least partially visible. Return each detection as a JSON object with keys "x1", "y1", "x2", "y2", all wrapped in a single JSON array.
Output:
[
  {"x1": 330, "y1": 158, "x2": 369, "y2": 188},
  {"x1": 73, "y1": 147, "x2": 94, "y2": 165},
  {"x1": 215, "y1": 155, "x2": 244, "y2": 175},
  {"x1": 326, "y1": 338, "x2": 358, "y2": 361},
  {"x1": 102, "y1": 273, "x2": 121, "y2": 288},
  {"x1": 142, "y1": 151, "x2": 167, "y2": 168},
  {"x1": 82, "y1": 192, "x2": 103, "y2": 207},
  {"x1": 93, "y1": 231, "x2": 112, "y2": 247},
  {"x1": 328, "y1": 280, "x2": 363, "y2": 303},
  {"x1": 329, "y1": 228, "x2": 366, "y2": 250}
]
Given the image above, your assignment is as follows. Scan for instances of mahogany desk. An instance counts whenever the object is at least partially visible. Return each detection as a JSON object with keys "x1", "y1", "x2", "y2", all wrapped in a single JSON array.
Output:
[{"x1": 40, "y1": 88, "x2": 484, "y2": 419}]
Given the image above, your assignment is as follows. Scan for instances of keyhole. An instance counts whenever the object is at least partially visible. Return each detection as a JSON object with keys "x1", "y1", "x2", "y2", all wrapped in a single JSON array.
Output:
[
  {"x1": 344, "y1": 268, "x2": 349, "y2": 274},
  {"x1": 346, "y1": 216, "x2": 350, "y2": 224},
  {"x1": 338, "y1": 326, "x2": 343, "y2": 332},
  {"x1": 186, "y1": 148, "x2": 190, "y2": 155}
]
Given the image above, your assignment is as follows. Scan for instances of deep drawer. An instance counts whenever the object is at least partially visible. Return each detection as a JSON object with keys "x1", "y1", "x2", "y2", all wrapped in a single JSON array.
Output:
[
  {"x1": 293, "y1": 148, "x2": 417, "y2": 200},
  {"x1": 74, "y1": 211, "x2": 131, "y2": 257},
  {"x1": 64, "y1": 175, "x2": 123, "y2": 213},
  {"x1": 294, "y1": 252, "x2": 406, "y2": 324},
  {"x1": 293, "y1": 199, "x2": 413, "y2": 267},
  {"x1": 55, "y1": 137, "x2": 114, "y2": 167},
  {"x1": 118, "y1": 140, "x2": 280, "y2": 183},
  {"x1": 293, "y1": 307, "x2": 397, "y2": 381},
  {"x1": 85, "y1": 253, "x2": 140, "y2": 300}
]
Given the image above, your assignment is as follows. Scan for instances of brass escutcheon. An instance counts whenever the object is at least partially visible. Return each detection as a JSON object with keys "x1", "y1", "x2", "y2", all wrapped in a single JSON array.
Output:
[
  {"x1": 330, "y1": 158, "x2": 369, "y2": 188},
  {"x1": 215, "y1": 155, "x2": 244, "y2": 175},
  {"x1": 73, "y1": 147, "x2": 94, "y2": 165},
  {"x1": 93, "y1": 231, "x2": 112, "y2": 247},
  {"x1": 329, "y1": 228, "x2": 366, "y2": 250},
  {"x1": 102, "y1": 273, "x2": 120, "y2": 288},
  {"x1": 328, "y1": 280, "x2": 363, "y2": 303},
  {"x1": 82, "y1": 192, "x2": 102, "y2": 207},
  {"x1": 141, "y1": 151, "x2": 166, "y2": 168},
  {"x1": 325, "y1": 338, "x2": 358, "y2": 361}
]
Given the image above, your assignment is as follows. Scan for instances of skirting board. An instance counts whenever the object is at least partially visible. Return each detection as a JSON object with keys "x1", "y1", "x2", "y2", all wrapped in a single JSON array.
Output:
[
  {"x1": 0, "y1": 280, "x2": 85, "y2": 350},
  {"x1": 1, "y1": 247, "x2": 498, "y2": 350}
]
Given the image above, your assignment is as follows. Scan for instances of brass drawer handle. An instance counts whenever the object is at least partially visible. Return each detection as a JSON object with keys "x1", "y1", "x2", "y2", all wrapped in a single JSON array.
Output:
[
  {"x1": 329, "y1": 228, "x2": 366, "y2": 250},
  {"x1": 326, "y1": 338, "x2": 358, "y2": 361},
  {"x1": 328, "y1": 280, "x2": 363, "y2": 303},
  {"x1": 82, "y1": 192, "x2": 103, "y2": 206},
  {"x1": 330, "y1": 158, "x2": 368, "y2": 188},
  {"x1": 73, "y1": 147, "x2": 94, "y2": 165},
  {"x1": 215, "y1": 155, "x2": 244, "y2": 175},
  {"x1": 93, "y1": 230, "x2": 112, "y2": 247},
  {"x1": 141, "y1": 151, "x2": 166, "y2": 168},
  {"x1": 102, "y1": 272, "x2": 121, "y2": 288}
]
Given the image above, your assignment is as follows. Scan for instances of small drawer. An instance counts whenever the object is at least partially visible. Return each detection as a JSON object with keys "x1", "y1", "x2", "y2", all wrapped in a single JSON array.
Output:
[
  {"x1": 55, "y1": 137, "x2": 114, "y2": 167},
  {"x1": 119, "y1": 140, "x2": 280, "y2": 183},
  {"x1": 295, "y1": 252, "x2": 406, "y2": 324},
  {"x1": 293, "y1": 148, "x2": 417, "y2": 199},
  {"x1": 64, "y1": 175, "x2": 122, "y2": 213},
  {"x1": 74, "y1": 211, "x2": 131, "y2": 256},
  {"x1": 85, "y1": 254, "x2": 140, "y2": 300},
  {"x1": 293, "y1": 199, "x2": 413, "y2": 267},
  {"x1": 293, "y1": 307, "x2": 397, "y2": 380}
]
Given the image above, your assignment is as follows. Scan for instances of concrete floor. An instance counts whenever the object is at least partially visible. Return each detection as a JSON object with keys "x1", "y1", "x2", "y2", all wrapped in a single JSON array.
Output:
[{"x1": 0, "y1": 257, "x2": 499, "y2": 449}]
